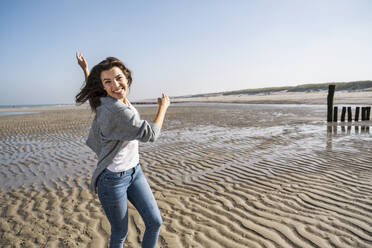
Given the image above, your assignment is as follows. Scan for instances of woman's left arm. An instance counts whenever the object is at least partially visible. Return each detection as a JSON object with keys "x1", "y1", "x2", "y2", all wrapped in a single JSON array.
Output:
[{"x1": 100, "y1": 104, "x2": 161, "y2": 143}]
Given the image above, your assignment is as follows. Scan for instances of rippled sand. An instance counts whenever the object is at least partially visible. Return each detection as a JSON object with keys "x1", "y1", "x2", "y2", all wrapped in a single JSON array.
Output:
[{"x1": 1, "y1": 103, "x2": 372, "y2": 248}]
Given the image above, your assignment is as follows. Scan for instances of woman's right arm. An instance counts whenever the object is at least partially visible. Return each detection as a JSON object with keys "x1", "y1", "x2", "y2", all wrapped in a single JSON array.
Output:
[{"x1": 76, "y1": 52, "x2": 89, "y2": 81}]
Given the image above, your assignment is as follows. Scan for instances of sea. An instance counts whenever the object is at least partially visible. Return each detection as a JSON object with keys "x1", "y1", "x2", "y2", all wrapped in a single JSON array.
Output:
[{"x1": 0, "y1": 103, "x2": 73, "y2": 116}]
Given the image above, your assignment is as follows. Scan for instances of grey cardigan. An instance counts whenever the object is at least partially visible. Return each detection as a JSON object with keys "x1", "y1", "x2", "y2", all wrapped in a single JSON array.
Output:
[{"x1": 86, "y1": 96, "x2": 160, "y2": 193}]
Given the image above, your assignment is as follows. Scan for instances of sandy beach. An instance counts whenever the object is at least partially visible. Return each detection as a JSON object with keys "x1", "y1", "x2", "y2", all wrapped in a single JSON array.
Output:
[{"x1": 1, "y1": 93, "x2": 372, "y2": 247}]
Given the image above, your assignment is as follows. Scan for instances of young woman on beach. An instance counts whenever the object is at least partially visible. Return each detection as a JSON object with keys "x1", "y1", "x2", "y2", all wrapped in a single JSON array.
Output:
[{"x1": 75, "y1": 52, "x2": 170, "y2": 248}]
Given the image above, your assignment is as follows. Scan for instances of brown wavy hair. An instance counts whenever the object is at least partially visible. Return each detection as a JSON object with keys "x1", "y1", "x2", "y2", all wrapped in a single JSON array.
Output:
[{"x1": 75, "y1": 57, "x2": 132, "y2": 112}]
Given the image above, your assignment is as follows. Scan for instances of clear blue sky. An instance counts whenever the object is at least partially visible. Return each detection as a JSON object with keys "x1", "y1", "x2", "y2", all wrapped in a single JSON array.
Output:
[{"x1": 1, "y1": 0, "x2": 371, "y2": 105}]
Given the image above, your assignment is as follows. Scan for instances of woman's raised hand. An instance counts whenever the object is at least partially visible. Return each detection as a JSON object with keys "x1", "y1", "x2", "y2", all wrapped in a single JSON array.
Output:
[
  {"x1": 157, "y1": 93, "x2": 170, "y2": 109},
  {"x1": 154, "y1": 93, "x2": 170, "y2": 129},
  {"x1": 76, "y1": 52, "x2": 89, "y2": 80},
  {"x1": 76, "y1": 52, "x2": 88, "y2": 71}
]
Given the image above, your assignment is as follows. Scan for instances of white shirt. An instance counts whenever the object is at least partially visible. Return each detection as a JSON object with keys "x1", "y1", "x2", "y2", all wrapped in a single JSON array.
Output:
[{"x1": 106, "y1": 103, "x2": 140, "y2": 172}]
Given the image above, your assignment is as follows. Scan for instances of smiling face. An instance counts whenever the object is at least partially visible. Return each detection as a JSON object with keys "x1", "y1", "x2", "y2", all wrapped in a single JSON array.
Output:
[{"x1": 100, "y1": 66, "x2": 129, "y2": 100}]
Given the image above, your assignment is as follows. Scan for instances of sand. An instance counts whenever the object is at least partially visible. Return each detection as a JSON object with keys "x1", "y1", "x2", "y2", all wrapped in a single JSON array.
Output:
[{"x1": 0, "y1": 94, "x2": 372, "y2": 247}]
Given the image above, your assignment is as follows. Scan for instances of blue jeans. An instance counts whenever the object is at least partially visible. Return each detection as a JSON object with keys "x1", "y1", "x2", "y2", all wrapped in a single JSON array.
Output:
[{"x1": 97, "y1": 164, "x2": 162, "y2": 248}]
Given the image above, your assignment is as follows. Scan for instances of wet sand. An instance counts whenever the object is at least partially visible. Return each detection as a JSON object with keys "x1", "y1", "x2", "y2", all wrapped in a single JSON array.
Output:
[{"x1": 0, "y1": 102, "x2": 372, "y2": 247}]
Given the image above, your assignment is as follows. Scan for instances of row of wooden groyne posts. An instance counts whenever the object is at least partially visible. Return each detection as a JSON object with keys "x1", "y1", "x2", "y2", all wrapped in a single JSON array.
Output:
[
  {"x1": 327, "y1": 85, "x2": 371, "y2": 123},
  {"x1": 331, "y1": 106, "x2": 371, "y2": 122}
]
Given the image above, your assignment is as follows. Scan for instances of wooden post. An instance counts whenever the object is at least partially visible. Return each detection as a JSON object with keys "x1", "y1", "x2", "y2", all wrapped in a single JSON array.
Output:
[
  {"x1": 355, "y1": 107, "x2": 360, "y2": 121},
  {"x1": 367, "y1": 107, "x2": 371, "y2": 121},
  {"x1": 341, "y1": 107, "x2": 346, "y2": 122},
  {"x1": 347, "y1": 107, "x2": 352, "y2": 122},
  {"x1": 327, "y1": 125, "x2": 332, "y2": 133},
  {"x1": 333, "y1": 106, "x2": 338, "y2": 122},
  {"x1": 362, "y1": 107, "x2": 366, "y2": 121},
  {"x1": 327, "y1": 85, "x2": 335, "y2": 122}
]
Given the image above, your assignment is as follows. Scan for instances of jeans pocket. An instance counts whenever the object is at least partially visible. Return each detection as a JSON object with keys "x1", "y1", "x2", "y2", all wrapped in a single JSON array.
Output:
[
  {"x1": 103, "y1": 171, "x2": 124, "y2": 182},
  {"x1": 98, "y1": 171, "x2": 130, "y2": 204}
]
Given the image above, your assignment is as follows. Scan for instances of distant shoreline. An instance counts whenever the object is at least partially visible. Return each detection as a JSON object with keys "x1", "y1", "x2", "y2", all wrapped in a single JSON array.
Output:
[
  {"x1": 0, "y1": 103, "x2": 75, "y2": 109},
  {"x1": 173, "y1": 80, "x2": 372, "y2": 98},
  {"x1": 170, "y1": 89, "x2": 372, "y2": 105},
  {"x1": 2, "y1": 80, "x2": 372, "y2": 113},
  {"x1": 2, "y1": 88, "x2": 372, "y2": 115},
  {"x1": 149, "y1": 81, "x2": 372, "y2": 105}
]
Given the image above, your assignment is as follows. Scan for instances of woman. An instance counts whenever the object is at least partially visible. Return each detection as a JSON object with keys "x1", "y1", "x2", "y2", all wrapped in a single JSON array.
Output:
[{"x1": 75, "y1": 52, "x2": 170, "y2": 248}]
